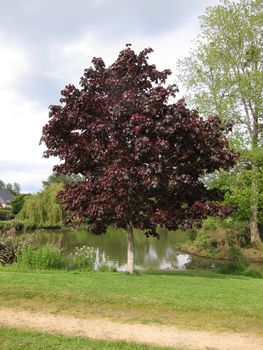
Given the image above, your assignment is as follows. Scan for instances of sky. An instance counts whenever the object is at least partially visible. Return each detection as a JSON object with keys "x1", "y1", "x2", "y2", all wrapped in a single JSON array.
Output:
[{"x1": 0, "y1": 0, "x2": 221, "y2": 193}]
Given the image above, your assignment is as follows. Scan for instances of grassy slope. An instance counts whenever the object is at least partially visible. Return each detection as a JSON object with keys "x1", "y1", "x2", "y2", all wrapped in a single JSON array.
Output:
[
  {"x1": 0, "y1": 328, "x2": 178, "y2": 350},
  {"x1": 0, "y1": 268, "x2": 262, "y2": 334}
]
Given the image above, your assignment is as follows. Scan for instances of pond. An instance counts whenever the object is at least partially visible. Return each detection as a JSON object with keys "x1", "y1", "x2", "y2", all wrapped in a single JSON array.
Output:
[{"x1": 16, "y1": 227, "x2": 225, "y2": 271}]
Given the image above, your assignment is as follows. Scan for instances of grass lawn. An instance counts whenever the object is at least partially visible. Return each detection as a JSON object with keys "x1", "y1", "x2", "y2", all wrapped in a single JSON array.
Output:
[
  {"x1": 0, "y1": 267, "x2": 262, "y2": 334},
  {"x1": 0, "y1": 327, "x2": 178, "y2": 350}
]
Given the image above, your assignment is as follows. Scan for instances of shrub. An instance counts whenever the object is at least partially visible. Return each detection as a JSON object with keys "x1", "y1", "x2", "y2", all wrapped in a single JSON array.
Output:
[
  {"x1": 220, "y1": 245, "x2": 249, "y2": 274},
  {"x1": 193, "y1": 229, "x2": 210, "y2": 249},
  {"x1": 67, "y1": 246, "x2": 96, "y2": 271},
  {"x1": 11, "y1": 194, "x2": 27, "y2": 214},
  {"x1": 0, "y1": 220, "x2": 13, "y2": 231},
  {"x1": 243, "y1": 264, "x2": 263, "y2": 278},
  {"x1": 191, "y1": 217, "x2": 250, "y2": 255},
  {"x1": 0, "y1": 220, "x2": 27, "y2": 233},
  {"x1": 0, "y1": 239, "x2": 26, "y2": 265},
  {"x1": 8, "y1": 243, "x2": 116, "y2": 273},
  {"x1": 0, "y1": 209, "x2": 15, "y2": 221},
  {"x1": 17, "y1": 245, "x2": 65, "y2": 269},
  {"x1": 97, "y1": 263, "x2": 117, "y2": 272}
]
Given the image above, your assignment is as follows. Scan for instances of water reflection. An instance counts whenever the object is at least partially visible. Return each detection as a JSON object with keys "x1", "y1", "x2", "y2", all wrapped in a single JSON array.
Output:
[
  {"x1": 17, "y1": 227, "x2": 193, "y2": 271},
  {"x1": 16, "y1": 227, "x2": 263, "y2": 271}
]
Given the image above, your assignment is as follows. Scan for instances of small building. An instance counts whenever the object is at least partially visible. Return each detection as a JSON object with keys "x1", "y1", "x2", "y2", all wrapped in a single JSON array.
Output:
[{"x1": 0, "y1": 190, "x2": 13, "y2": 208}]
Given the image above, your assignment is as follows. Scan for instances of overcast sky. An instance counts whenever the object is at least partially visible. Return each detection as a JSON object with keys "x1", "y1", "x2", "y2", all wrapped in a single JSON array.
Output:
[{"x1": 0, "y1": 0, "x2": 221, "y2": 193}]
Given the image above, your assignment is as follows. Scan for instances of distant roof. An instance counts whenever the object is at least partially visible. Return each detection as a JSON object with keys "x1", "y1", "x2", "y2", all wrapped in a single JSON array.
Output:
[{"x1": 0, "y1": 190, "x2": 13, "y2": 205}]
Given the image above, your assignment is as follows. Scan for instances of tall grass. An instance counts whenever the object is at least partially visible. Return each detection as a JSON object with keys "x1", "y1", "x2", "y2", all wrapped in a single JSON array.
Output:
[
  {"x1": 16, "y1": 245, "x2": 98, "y2": 271},
  {"x1": 67, "y1": 246, "x2": 96, "y2": 271},
  {"x1": 17, "y1": 246, "x2": 64, "y2": 269}
]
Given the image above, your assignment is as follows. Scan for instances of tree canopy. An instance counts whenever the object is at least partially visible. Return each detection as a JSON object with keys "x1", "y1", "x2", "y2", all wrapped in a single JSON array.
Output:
[
  {"x1": 11, "y1": 194, "x2": 27, "y2": 215},
  {"x1": 42, "y1": 172, "x2": 83, "y2": 188},
  {"x1": 177, "y1": 0, "x2": 263, "y2": 244},
  {"x1": 18, "y1": 184, "x2": 64, "y2": 227},
  {"x1": 41, "y1": 45, "x2": 237, "y2": 272}
]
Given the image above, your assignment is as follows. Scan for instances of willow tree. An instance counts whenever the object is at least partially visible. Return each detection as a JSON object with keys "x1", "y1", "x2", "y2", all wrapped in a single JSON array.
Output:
[
  {"x1": 41, "y1": 46, "x2": 237, "y2": 273},
  {"x1": 177, "y1": 0, "x2": 263, "y2": 244},
  {"x1": 18, "y1": 184, "x2": 63, "y2": 226}
]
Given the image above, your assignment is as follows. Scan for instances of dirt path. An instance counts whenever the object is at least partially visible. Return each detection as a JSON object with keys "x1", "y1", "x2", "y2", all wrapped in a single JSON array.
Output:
[{"x1": 0, "y1": 308, "x2": 263, "y2": 350}]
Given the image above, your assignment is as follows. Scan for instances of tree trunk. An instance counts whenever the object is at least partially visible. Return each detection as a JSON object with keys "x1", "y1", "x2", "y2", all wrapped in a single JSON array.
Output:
[
  {"x1": 249, "y1": 111, "x2": 262, "y2": 245},
  {"x1": 250, "y1": 174, "x2": 262, "y2": 245},
  {"x1": 126, "y1": 224, "x2": 135, "y2": 274}
]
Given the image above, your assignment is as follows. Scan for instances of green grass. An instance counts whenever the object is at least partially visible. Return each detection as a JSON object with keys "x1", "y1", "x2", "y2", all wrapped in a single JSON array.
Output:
[
  {"x1": 0, "y1": 327, "x2": 178, "y2": 350},
  {"x1": 0, "y1": 267, "x2": 263, "y2": 334}
]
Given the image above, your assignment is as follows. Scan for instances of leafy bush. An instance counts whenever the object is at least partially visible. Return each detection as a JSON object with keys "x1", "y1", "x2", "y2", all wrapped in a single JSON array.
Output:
[
  {"x1": 67, "y1": 246, "x2": 96, "y2": 271},
  {"x1": 193, "y1": 229, "x2": 210, "y2": 249},
  {"x1": 8, "y1": 243, "x2": 115, "y2": 272},
  {"x1": 0, "y1": 220, "x2": 32, "y2": 233},
  {"x1": 17, "y1": 245, "x2": 65, "y2": 269},
  {"x1": 0, "y1": 220, "x2": 14, "y2": 231},
  {"x1": 97, "y1": 263, "x2": 117, "y2": 272},
  {"x1": 17, "y1": 220, "x2": 37, "y2": 230},
  {"x1": 0, "y1": 209, "x2": 15, "y2": 221},
  {"x1": 16, "y1": 245, "x2": 98, "y2": 271},
  {"x1": 219, "y1": 246, "x2": 249, "y2": 274},
  {"x1": 192, "y1": 217, "x2": 250, "y2": 254},
  {"x1": 220, "y1": 259, "x2": 263, "y2": 278},
  {"x1": 243, "y1": 264, "x2": 263, "y2": 278},
  {"x1": 11, "y1": 194, "x2": 27, "y2": 214},
  {"x1": 0, "y1": 239, "x2": 26, "y2": 265}
]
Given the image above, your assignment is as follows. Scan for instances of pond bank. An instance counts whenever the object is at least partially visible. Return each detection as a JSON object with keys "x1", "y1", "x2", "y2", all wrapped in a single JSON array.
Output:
[
  {"x1": 179, "y1": 247, "x2": 263, "y2": 264},
  {"x1": 1, "y1": 225, "x2": 263, "y2": 273}
]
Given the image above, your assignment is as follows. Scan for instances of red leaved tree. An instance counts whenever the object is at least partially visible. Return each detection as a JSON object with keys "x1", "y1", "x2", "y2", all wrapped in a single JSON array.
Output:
[{"x1": 41, "y1": 45, "x2": 237, "y2": 273}]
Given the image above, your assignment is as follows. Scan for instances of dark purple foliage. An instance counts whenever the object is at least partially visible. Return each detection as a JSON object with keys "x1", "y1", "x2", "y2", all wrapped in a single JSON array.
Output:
[{"x1": 41, "y1": 46, "x2": 237, "y2": 236}]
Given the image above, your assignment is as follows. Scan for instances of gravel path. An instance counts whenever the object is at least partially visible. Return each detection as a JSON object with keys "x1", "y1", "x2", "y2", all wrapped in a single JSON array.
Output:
[{"x1": 0, "y1": 308, "x2": 263, "y2": 349}]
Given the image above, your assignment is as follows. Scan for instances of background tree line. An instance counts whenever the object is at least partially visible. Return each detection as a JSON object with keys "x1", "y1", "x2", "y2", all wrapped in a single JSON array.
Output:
[
  {"x1": 177, "y1": 0, "x2": 263, "y2": 245},
  {"x1": 16, "y1": 173, "x2": 82, "y2": 226},
  {"x1": 0, "y1": 179, "x2": 20, "y2": 195}
]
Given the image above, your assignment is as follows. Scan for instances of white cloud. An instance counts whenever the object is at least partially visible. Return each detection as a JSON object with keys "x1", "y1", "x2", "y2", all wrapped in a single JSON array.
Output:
[
  {"x1": 0, "y1": 36, "x2": 56, "y2": 192},
  {"x1": 0, "y1": 0, "x2": 222, "y2": 193},
  {"x1": 0, "y1": 89, "x2": 56, "y2": 192},
  {"x1": 0, "y1": 161, "x2": 55, "y2": 193},
  {"x1": 45, "y1": 20, "x2": 197, "y2": 89},
  {"x1": 0, "y1": 39, "x2": 29, "y2": 89},
  {"x1": 0, "y1": 25, "x2": 198, "y2": 193},
  {"x1": 46, "y1": 35, "x2": 119, "y2": 87},
  {"x1": 0, "y1": 25, "x2": 196, "y2": 193}
]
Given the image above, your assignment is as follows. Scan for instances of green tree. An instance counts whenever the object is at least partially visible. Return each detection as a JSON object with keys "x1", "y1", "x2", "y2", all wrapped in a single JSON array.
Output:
[
  {"x1": 6, "y1": 183, "x2": 13, "y2": 193},
  {"x1": 18, "y1": 184, "x2": 64, "y2": 226},
  {"x1": 0, "y1": 180, "x2": 5, "y2": 190},
  {"x1": 209, "y1": 164, "x2": 263, "y2": 226},
  {"x1": 42, "y1": 172, "x2": 83, "y2": 188},
  {"x1": 11, "y1": 194, "x2": 27, "y2": 215},
  {"x1": 13, "y1": 182, "x2": 21, "y2": 194},
  {"x1": 0, "y1": 180, "x2": 21, "y2": 195},
  {"x1": 177, "y1": 0, "x2": 263, "y2": 244}
]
